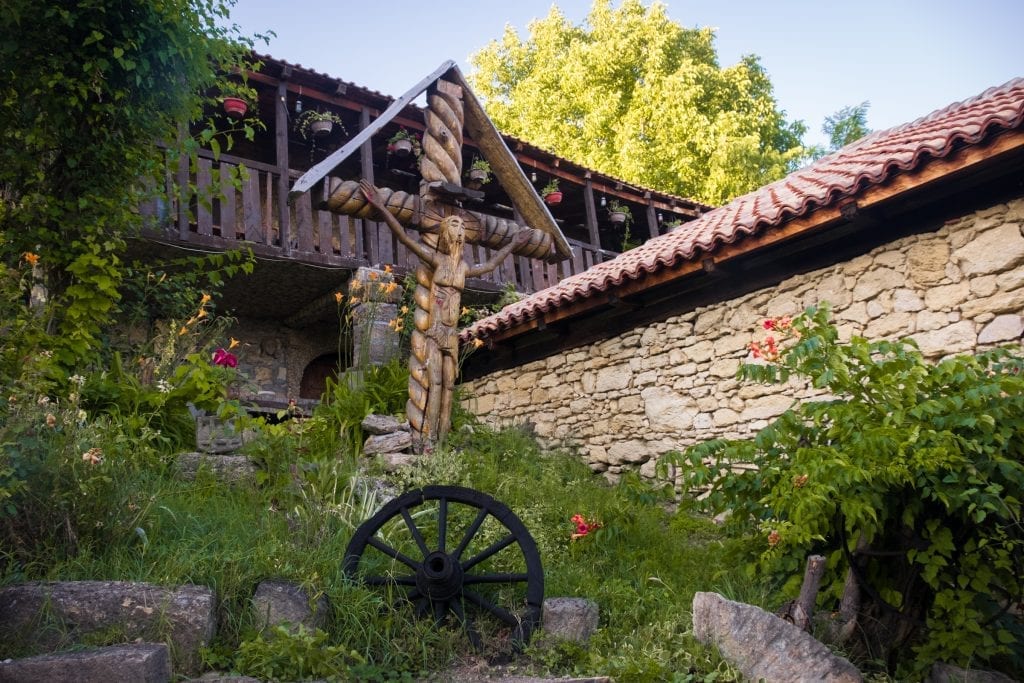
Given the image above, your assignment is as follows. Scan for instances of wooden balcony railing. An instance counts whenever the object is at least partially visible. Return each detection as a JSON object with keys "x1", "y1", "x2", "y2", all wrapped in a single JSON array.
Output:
[{"x1": 140, "y1": 150, "x2": 618, "y2": 294}]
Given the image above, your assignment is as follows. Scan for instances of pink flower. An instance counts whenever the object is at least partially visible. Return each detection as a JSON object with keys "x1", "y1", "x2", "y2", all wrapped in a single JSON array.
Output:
[
  {"x1": 212, "y1": 348, "x2": 238, "y2": 368},
  {"x1": 763, "y1": 319, "x2": 776, "y2": 330}
]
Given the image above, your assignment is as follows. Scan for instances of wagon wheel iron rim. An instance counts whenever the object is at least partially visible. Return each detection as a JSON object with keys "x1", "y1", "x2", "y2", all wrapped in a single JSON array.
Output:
[{"x1": 342, "y1": 485, "x2": 544, "y2": 650}]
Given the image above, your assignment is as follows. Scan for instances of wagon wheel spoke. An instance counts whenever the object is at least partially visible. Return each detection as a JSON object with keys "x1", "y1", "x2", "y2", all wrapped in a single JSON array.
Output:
[
  {"x1": 462, "y1": 533, "x2": 517, "y2": 572},
  {"x1": 437, "y1": 497, "x2": 448, "y2": 553},
  {"x1": 453, "y1": 507, "x2": 489, "y2": 560},
  {"x1": 451, "y1": 599, "x2": 482, "y2": 650},
  {"x1": 363, "y1": 574, "x2": 417, "y2": 587},
  {"x1": 366, "y1": 536, "x2": 421, "y2": 572},
  {"x1": 399, "y1": 506, "x2": 431, "y2": 558},
  {"x1": 463, "y1": 589, "x2": 521, "y2": 629},
  {"x1": 433, "y1": 599, "x2": 448, "y2": 627},
  {"x1": 462, "y1": 572, "x2": 530, "y2": 585}
]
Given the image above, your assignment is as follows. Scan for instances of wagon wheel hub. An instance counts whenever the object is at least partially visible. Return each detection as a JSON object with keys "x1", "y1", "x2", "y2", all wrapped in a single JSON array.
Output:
[{"x1": 417, "y1": 551, "x2": 464, "y2": 601}]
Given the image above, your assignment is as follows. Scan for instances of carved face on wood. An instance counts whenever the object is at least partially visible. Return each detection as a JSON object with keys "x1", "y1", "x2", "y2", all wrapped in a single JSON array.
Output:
[{"x1": 438, "y1": 215, "x2": 466, "y2": 254}]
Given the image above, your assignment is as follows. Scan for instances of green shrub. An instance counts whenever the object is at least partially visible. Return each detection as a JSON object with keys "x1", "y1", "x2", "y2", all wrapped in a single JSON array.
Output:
[{"x1": 667, "y1": 304, "x2": 1024, "y2": 677}]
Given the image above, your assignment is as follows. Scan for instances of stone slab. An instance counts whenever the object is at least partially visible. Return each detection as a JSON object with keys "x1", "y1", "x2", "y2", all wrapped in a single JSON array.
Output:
[
  {"x1": 692, "y1": 592, "x2": 861, "y2": 682},
  {"x1": 176, "y1": 453, "x2": 257, "y2": 484},
  {"x1": 0, "y1": 581, "x2": 216, "y2": 675},
  {"x1": 252, "y1": 580, "x2": 329, "y2": 632},
  {"x1": 541, "y1": 597, "x2": 599, "y2": 644},
  {"x1": 362, "y1": 414, "x2": 410, "y2": 435},
  {"x1": 363, "y1": 431, "x2": 412, "y2": 455},
  {"x1": 0, "y1": 643, "x2": 171, "y2": 683}
]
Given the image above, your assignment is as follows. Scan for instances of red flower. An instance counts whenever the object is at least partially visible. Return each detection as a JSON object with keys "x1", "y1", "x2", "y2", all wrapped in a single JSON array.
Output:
[
  {"x1": 763, "y1": 319, "x2": 776, "y2": 330},
  {"x1": 212, "y1": 348, "x2": 238, "y2": 368},
  {"x1": 570, "y1": 513, "x2": 602, "y2": 539}
]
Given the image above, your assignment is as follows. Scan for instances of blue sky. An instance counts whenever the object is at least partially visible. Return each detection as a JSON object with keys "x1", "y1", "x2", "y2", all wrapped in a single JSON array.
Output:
[{"x1": 229, "y1": 0, "x2": 1023, "y2": 148}]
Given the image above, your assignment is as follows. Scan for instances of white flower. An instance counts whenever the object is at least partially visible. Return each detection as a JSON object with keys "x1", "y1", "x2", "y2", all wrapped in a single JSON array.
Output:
[
  {"x1": 69, "y1": 374, "x2": 86, "y2": 387},
  {"x1": 156, "y1": 379, "x2": 172, "y2": 394},
  {"x1": 37, "y1": 396, "x2": 50, "y2": 406},
  {"x1": 77, "y1": 409, "x2": 87, "y2": 424}
]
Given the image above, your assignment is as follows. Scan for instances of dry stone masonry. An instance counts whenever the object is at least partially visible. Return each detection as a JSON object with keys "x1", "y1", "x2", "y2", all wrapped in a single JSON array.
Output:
[{"x1": 462, "y1": 198, "x2": 1024, "y2": 481}]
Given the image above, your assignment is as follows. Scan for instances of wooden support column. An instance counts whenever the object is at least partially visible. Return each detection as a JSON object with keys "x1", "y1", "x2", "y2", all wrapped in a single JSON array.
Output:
[
  {"x1": 644, "y1": 191, "x2": 660, "y2": 240},
  {"x1": 583, "y1": 177, "x2": 602, "y2": 262},
  {"x1": 274, "y1": 80, "x2": 291, "y2": 254},
  {"x1": 359, "y1": 106, "x2": 380, "y2": 264}
]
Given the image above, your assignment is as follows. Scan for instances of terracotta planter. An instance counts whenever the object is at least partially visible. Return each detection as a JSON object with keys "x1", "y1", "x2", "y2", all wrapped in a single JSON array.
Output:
[
  {"x1": 222, "y1": 97, "x2": 248, "y2": 118},
  {"x1": 310, "y1": 119, "x2": 333, "y2": 137},
  {"x1": 391, "y1": 138, "x2": 413, "y2": 156},
  {"x1": 544, "y1": 191, "x2": 563, "y2": 206},
  {"x1": 610, "y1": 211, "x2": 627, "y2": 225}
]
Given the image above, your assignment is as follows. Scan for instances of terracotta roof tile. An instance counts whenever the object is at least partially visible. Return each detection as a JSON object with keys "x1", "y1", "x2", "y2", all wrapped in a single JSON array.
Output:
[{"x1": 465, "y1": 77, "x2": 1024, "y2": 342}]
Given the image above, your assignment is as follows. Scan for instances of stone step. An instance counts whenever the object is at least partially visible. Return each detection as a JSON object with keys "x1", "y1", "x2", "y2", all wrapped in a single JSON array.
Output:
[
  {"x1": 0, "y1": 643, "x2": 170, "y2": 683},
  {"x1": 0, "y1": 581, "x2": 216, "y2": 675}
]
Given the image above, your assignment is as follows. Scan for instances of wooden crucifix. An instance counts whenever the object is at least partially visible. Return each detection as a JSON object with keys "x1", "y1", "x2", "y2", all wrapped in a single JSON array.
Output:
[{"x1": 291, "y1": 64, "x2": 570, "y2": 448}]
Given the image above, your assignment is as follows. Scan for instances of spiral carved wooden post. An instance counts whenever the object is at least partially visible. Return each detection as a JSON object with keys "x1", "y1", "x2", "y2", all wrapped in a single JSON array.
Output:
[{"x1": 407, "y1": 80, "x2": 466, "y2": 447}]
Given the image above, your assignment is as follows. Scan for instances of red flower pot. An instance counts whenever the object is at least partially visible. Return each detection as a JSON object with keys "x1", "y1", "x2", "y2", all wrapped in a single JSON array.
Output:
[
  {"x1": 544, "y1": 191, "x2": 563, "y2": 206},
  {"x1": 222, "y1": 97, "x2": 248, "y2": 118}
]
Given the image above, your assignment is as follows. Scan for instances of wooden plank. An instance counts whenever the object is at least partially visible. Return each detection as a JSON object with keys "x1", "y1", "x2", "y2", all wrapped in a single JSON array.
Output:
[
  {"x1": 219, "y1": 164, "x2": 238, "y2": 238},
  {"x1": 645, "y1": 196, "x2": 660, "y2": 240},
  {"x1": 241, "y1": 167, "x2": 262, "y2": 242},
  {"x1": 571, "y1": 243, "x2": 584, "y2": 275},
  {"x1": 176, "y1": 150, "x2": 190, "y2": 239},
  {"x1": 531, "y1": 256, "x2": 546, "y2": 291},
  {"x1": 290, "y1": 60, "x2": 456, "y2": 198},
  {"x1": 196, "y1": 158, "x2": 213, "y2": 235},
  {"x1": 295, "y1": 193, "x2": 315, "y2": 252},
  {"x1": 354, "y1": 218, "x2": 366, "y2": 260},
  {"x1": 263, "y1": 171, "x2": 276, "y2": 248}
]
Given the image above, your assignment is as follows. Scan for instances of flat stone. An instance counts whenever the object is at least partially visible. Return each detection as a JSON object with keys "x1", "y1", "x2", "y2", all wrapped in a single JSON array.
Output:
[
  {"x1": 186, "y1": 675, "x2": 262, "y2": 683},
  {"x1": 0, "y1": 643, "x2": 171, "y2": 683},
  {"x1": 954, "y1": 222, "x2": 1024, "y2": 277},
  {"x1": 252, "y1": 580, "x2": 329, "y2": 633},
  {"x1": 361, "y1": 414, "x2": 409, "y2": 435},
  {"x1": 910, "y1": 320, "x2": 976, "y2": 358},
  {"x1": 176, "y1": 453, "x2": 257, "y2": 484},
  {"x1": 977, "y1": 314, "x2": 1024, "y2": 344},
  {"x1": 363, "y1": 430, "x2": 412, "y2": 455},
  {"x1": 195, "y1": 415, "x2": 251, "y2": 454},
  {"x1": 378, "y1": 452, "x2": 417, "y2": 471},
  {"x1": 641, "y1": 386, "x2": 697, "y2": 431},
  {"x1": 542, "y1": 597, "x2": 599, "y2": 644},
  {"x1": 926, "y1": 662, "x2": 1016, "y2": 683},
  {"x1": 0, "y1": 581, "x2": 216, "y2": 675},
  {"x1": 692, "y1": 592, "x2": 861, "y2": 682}
]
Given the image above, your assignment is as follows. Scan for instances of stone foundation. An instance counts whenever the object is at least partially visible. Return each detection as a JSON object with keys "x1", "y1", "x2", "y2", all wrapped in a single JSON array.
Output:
[{"x1": 461, "y1": 198, "x2": 1024, "y2": 480}]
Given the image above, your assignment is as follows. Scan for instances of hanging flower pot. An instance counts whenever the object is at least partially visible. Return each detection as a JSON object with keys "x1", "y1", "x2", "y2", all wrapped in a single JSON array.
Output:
[
  {"x1": 544, "y1": 191, "x2": 563, "y2": 206},
  {"x1": 610, "y1": 210, "x2": 626, "y2": 224},
  {"x1": 541, "y1": 179, "x2": 561, "y2": 206},
  {"x1": 310, "y1": 119, "x2": 333, "y2": 137},
  {"x1": 469, "y1": 167, "x2": 488, "y2": 183},
  {"x1": 222, "y1": 97, "x2": 248, "y2": 119},
  {"x1": 391, "y1": 138, "x2": 413, "y2": 157}
]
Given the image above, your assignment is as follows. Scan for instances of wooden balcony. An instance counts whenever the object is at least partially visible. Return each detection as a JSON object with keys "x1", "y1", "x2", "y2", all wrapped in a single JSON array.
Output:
[{"x1": 140, "y1": 148, "x2": 620, "y2": 299}]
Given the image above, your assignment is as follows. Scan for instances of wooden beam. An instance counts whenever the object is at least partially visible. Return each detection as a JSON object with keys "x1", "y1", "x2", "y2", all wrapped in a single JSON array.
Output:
[
  {"x1": 275, "y1": 80, "x2": 291, "y2": 255},
  {"x1": 583, "y1": 179, "x2": 601, "y2": 255},
  {"x1": 644, "y1": 194, "x2": 659, "y2": 240}
]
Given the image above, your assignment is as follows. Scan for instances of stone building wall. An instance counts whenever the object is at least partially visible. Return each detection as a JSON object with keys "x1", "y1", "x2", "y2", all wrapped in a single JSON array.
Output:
[
  {"x1": 227, "y1": 319, "x2": 339, "y2": 401},
  {"x1": 460, "y1": 197, "x2": 1024, "y2": 481}
]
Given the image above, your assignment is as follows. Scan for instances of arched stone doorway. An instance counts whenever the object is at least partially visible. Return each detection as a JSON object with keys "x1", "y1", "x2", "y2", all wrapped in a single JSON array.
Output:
[{"x1": 299, "y1": 353, "x2": 343, "y2": 400}]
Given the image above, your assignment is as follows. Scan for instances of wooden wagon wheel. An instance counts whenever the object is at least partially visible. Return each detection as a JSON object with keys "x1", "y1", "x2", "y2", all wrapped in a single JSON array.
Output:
[{"x1": 343, "y1": 485, "x2": 544, "y2": 650}]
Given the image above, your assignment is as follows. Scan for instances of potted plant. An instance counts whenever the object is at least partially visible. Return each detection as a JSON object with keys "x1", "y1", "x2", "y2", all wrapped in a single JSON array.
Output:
[
  {"x1": 295, "y1": 109, "x2": 347, "y2": 140},
  {"x1": 608, "y1": 199, "x2": 631, "y2": 225},
  {"x1": 387, "y1": 127, "x2": 422, "y2": 159},
  {"x1": 542, "y1": 179, "x2": 562, "y2": 205},
  {"x1": 219, "y1": 80, "x2": 256, "y2": 119},
  {"x1": 663, "y1": 218, "x2": 683, "y2": 232},
  {"x1": 466, "y1": 158, "x2": 491, "y2": 187}
]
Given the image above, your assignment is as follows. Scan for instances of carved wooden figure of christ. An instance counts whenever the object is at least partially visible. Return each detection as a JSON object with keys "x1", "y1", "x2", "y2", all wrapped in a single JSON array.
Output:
[{"x1": 359, "y1": 180, "x2": 530, "y2": 447}]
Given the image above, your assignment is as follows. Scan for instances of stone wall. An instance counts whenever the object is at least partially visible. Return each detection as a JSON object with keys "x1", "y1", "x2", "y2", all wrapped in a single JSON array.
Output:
[
  {"x1": 461, "y1": 197, "x2": 1024, "y2": 481},
  {"x1": 227, "y1": 318, "x2": 339, "y2": 401}
]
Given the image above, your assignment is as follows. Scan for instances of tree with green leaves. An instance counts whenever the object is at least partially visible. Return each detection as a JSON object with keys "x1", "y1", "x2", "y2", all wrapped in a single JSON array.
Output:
[
  {"x1": 0, "y1": 1, "x2": 264, "y2": 370},
  {"x1": 823, "y1": 101, "x2": 871, "y2": 151},
  {"x1": 668, "y1": 305, "x2": 1023, "y2": 677},
  {"x1": 469, "y1": 0, "x2": 809, "y2": 206}
]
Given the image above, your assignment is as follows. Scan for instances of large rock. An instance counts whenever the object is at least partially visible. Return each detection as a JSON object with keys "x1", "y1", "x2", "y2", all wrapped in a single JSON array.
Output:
[
  {"x1": 692, "y1": 592, "x2": 861, "y2": 682},
  {"x1": 252, "y1": 580, "x2": 329, "y2": 633},
  {"x1": 977, "y1": 314, "x2": 1024, "y2": 344},
  {"x1": 954, "y1": 223, "x2": 1024, "y2": 277},
  {"x1": 0, "y1": 581, "x2": 216, "y2": 675},
  {"x1": 0, "y1": 643, "x2": 171, "y2": 683},
  {"x1": 176, "y1": 453, "x2": 257, "y2": 484},
  {"x1": 195, "y1": 416, "x2": 253, "y2": 454},
  {"x1": 542, "y1": 597, "x2": 599, "y2": 644},
  {"x1": 363, "y1": 431, "x2": 412, "y2": 455},
  {"x1": 361, "y1": 414, "x2": 409, "y2": 435}
]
